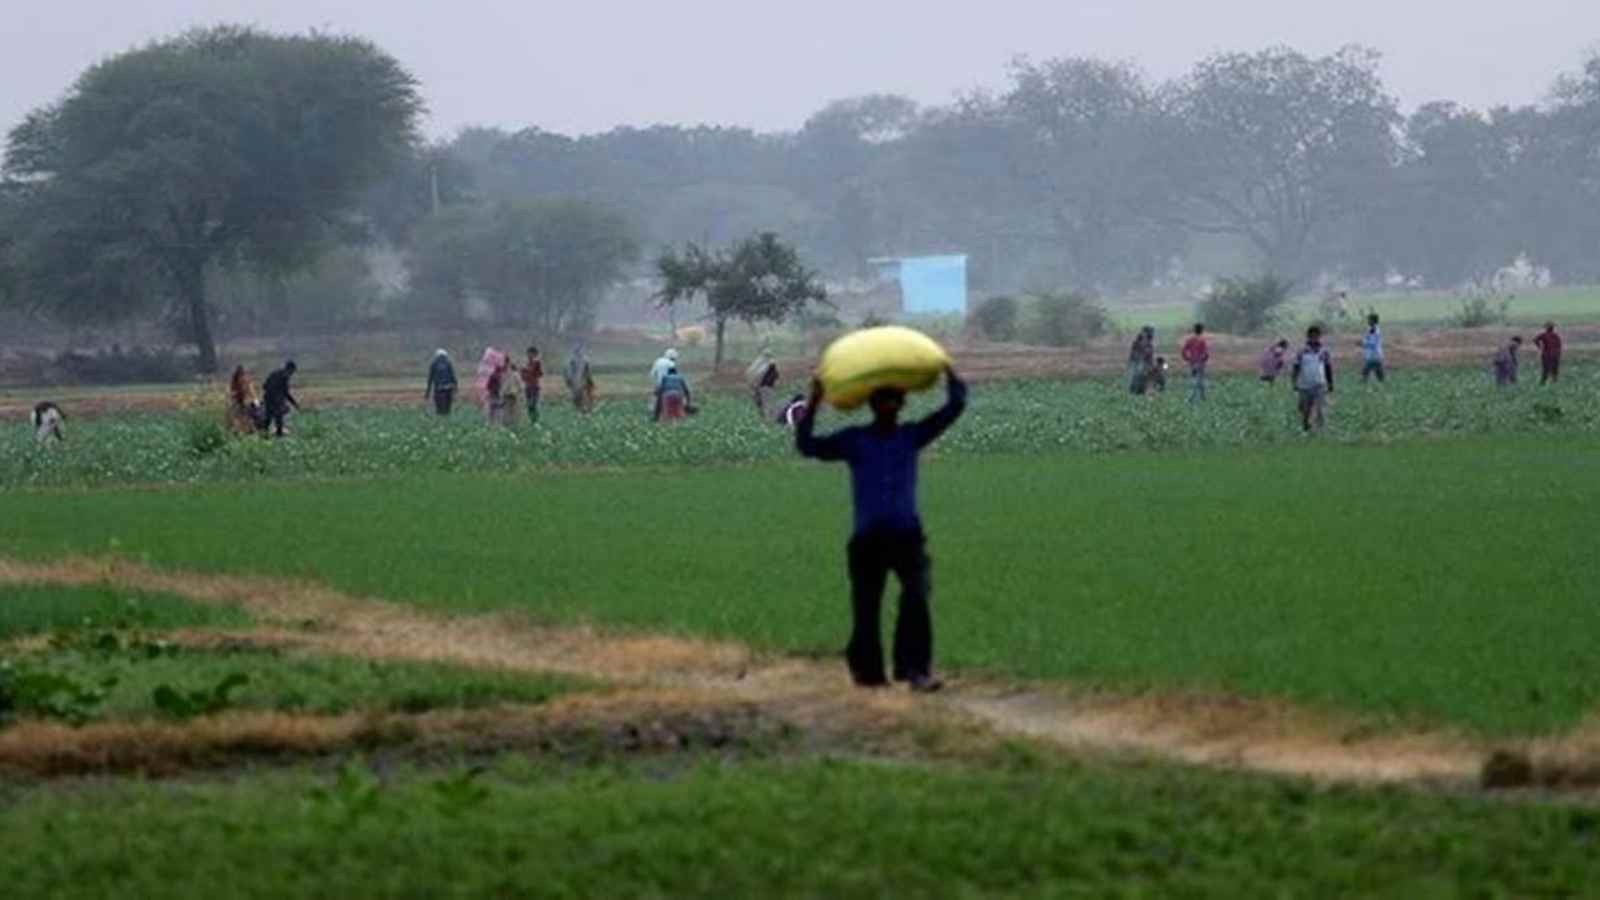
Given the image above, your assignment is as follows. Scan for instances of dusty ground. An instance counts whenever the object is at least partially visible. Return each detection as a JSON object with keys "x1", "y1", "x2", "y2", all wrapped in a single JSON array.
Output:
[{"x1": 5, "y1": 557, "x2": 1598, "y2": 793}]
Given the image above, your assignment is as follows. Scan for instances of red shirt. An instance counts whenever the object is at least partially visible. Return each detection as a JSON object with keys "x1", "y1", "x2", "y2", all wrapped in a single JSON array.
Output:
[
  {"x1": 1181, "y1": 335, "x2": 1209, "y2": 366},
  {"x1": 1534, "y1": 331, "x2": 1562, "y2": 359},
  {"x1": 521, "y1": 359, "x2": 543, "y2": 390}
]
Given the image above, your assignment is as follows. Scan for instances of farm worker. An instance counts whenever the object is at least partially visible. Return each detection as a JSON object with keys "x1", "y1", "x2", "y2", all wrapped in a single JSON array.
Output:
[
  {"x1": 497, "y1": 355, "x2": 521, "y2": 426},
  {"x1": 1127, "y1": 326, "x2": 1155, "y2": 395},
  {"x1": 521, "y1": 346, "x2": 544, "y2": 425},
  {"x1": 1292, "y1": 327, "x2": 1333, "y2": 433},
  {"x1": 746, "y1": 347, "x2": 780, "y2": 417},
  {"x1": 650, "y1": 348, "x2": 678, "y2": 389},
  {"x1": 1181, "y1": 323, "x2": 1209, "y2": 403},
  {"x1": 1259, "y1": 339, "x2": 1289, "y2": 384},
  {"x1": 795, "y1": 366, "x2": 967, "y2": 693},
  {"x1": 228, "y1": 366, "x2": 263, "y2": 433},
  {"x1": 565, "y1": 343, "x2": 596, "y2": 413},
  {"x1": 654, "y1": 366, "x2": 692, "y2": 422},
  {"x1": 31, "y1": 401, "x2": 65, "y2": 443},
  {"x1": 1534, "y1": 322, "x2": 1562, "y2": 385},
  {"x1": 261, "y1": 361, "x2": 300, "y2": 438},
  {"x1": 1361, "y1": 314, "x2": 1386, "y2": 384},
  {"x1": 776, "y1": 393, "x2": 808, "y2": 428},
  {"x1": 1150, "y1": 357, "x2": 1169, "y2": 393},
  {"x1": 425, "y1": 349, "x2": 458, "y2": 416},
  {"x1": 1492, "y1": 336, "x2": 1522, "y2": 387},
  {"x1": 475, "y1": 348, "x2": 506, "y2": 420}
]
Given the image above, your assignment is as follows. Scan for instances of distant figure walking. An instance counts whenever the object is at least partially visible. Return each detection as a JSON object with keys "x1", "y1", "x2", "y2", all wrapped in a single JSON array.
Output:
[
  {"x1": 475, "y1": 348, "x2": 506, "y2": 423},
  {"x1": 566, "y1": 343, "x2": 596, "y2": 413},
  {"x1": 1293, "y1": 327, "x2": 1333, "y2": 433},
  {"x1": 31, "y1": 402, "x2": 65, "y2": 443},
  {"x1": 1181, "y1": 323, "x2": 1209, "y2": 402},
  {"x1": 1259, "y1": 339, "x2": 1289, "y2": 384},
  {"x1": 521, "y1": 346, "x2": 544, "y2": 425},
  {"x1": 1534, "y1": 322, "x2": 1562, "y2": 385},
  {"x1": 1361, "y1": 314, "x2": 1386, "y2": 384},
  {"x1": 1492, "y1": 336, "x2": 1523, "y2": 387},
  {"x1": 1127, "y1": 326, "x2": 1156, "y2": 395},
  {"x1": 746, "y1": 347, "x2": 780, "y2": 417},
  {"x1": 426, "y1": 350, "x2": 458, "y2": 416},
  {"x1": 261, "y1": 361, "x2": 300, "y2": 438}
]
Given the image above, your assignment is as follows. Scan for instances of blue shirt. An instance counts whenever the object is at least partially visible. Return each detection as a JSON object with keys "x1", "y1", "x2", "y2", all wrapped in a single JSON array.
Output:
[
  {"x1": 1362, "y1": 327, "x2": 1383, "y2": 361},
  {"x1": 796, "y1": 378, "x2": 967, "y2": 536}
]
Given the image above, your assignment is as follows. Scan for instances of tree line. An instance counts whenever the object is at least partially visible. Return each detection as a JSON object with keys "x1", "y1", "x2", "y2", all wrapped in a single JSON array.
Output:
[{"x1": 3, "y1": 28, "x2": 1599, "y2": 372}]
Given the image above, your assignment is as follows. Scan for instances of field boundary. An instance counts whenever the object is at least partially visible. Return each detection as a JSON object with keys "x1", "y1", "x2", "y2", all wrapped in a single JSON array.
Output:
[{"x1": 4, "y1": 555, "x2": 1598, "y2": 791}]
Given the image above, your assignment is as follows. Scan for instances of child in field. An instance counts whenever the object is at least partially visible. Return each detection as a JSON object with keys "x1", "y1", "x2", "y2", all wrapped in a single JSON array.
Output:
[
  {"x1": 1259, "y1": 339, "x2": 1289, "y2": 383},
  {"x1": 1150, "y1": 357, "x2": 1169, "y2": 393},
  {"x1": 796, "y1": 368, "x2": 967, "y2": 693},
  {"x1": 1361, "y1": 314, "x2": 1386, "y2": 383},
  {"x1": 1292, "y1": 327, "x2": 1333, "y2": 432},
  {"x1": 1492, "y1": 336, "x2": 1522, "y2": 387},
  {"x1": 31, "y1": 402, "x2": 65, "y2": 443}
]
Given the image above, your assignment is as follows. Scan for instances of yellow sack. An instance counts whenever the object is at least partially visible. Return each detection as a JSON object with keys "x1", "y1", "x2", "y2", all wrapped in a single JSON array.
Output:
[{"x1": 817, "y1": 326, "x2": 952, "y2": 410}]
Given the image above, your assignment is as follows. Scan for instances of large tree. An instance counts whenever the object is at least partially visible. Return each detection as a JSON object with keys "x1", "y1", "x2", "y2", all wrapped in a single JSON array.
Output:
[
  {"x1": 3, "y1": 26, "x2": 422, "y2": 371},
  {"x1": 655, "y1": 232, "x2": 827, "y2": 370},
  {"x1": 1158, "y1": 46, "x2": 1401, "y2": 281},
  {"x1": 407, "y1": 197, "x2": 639, "y2": 334}
]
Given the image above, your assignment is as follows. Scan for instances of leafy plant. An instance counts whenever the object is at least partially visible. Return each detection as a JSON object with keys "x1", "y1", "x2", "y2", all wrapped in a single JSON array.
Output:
[
  {"x1": 307, "y1": 759, "x2": 384, "y2": 825},
  {"x1": 1451, "y1": 295, "x2": 1511, "y2": 328},
  {"x1": 431, "y1": 767, "x2": 492, "y2": 818},
  {"x1": 151, "y1": 672, "x2": 250, "y2": 720},
  {"x1": 1198, "y1": 276, "x2": 1293, "y2": 335},
  {"x1": 0, "y1": 661, "x2": 115, "y2": 726}
]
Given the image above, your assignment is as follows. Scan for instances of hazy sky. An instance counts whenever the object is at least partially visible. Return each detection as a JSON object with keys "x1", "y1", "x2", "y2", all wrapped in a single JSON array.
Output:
[{"x1": 4, "y1": 1, "x2": 1597, "y2": 141}]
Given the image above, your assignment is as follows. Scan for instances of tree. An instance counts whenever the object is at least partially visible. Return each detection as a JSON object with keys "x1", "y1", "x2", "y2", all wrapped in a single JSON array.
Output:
[
  {"x1": 655, "y1": 232, "x2": 828, "y2": 370},
  {"x1": 2, "y1": 26, "x2": 423, "y2": 371},
  {"x1": 407, "y1": 198, "x2": 638, "y2": 334},
  {"x1": 1000, "y1": 57, "x2": 1180, "y2": 291},
  {"x1": 1159, "y1": 46, "x2": 1401, "y2": 281}
]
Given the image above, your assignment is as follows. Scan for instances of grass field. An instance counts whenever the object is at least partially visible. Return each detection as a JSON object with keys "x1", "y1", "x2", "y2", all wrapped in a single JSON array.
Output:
[
  {"x1": 1108, "y1": 285, "x2": 1600, "y2": 332},
  {"x1": 1, "y1": 754, "x2": 1597, "y2": 897},
  {"x1": 6, "y1": 436, "x2": 1597, "y2": 735}
]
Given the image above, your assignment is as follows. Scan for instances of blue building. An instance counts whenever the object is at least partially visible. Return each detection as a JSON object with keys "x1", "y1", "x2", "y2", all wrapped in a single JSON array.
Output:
[{"x1": 869, "y1": 255, "x2": 968, "y2": 315}]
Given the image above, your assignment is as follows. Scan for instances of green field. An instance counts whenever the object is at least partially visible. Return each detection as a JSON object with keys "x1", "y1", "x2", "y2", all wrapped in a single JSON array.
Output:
[
  {"x1": 6, "y1": 436, "x2": 1597, "y2": 734},
  {"x1": 5, "y1": 367, "x2": 1597, "y2": 489},
  {"x1": 1108, "y1": 285, "x2": 1600, "y2": 332}
]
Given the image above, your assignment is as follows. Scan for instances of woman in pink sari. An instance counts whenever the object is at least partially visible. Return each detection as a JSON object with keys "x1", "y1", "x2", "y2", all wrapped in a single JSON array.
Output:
[{"x1": 476, "y1": 348, "x2": 509, "y2": 424}]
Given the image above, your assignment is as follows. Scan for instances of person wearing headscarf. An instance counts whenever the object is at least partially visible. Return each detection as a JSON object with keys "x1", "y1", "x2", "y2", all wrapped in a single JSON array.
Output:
[
  {"x1": 565, "y1": 343, "x2": 596, "y2": 413},
  {"x1": 425, "y1": 350, "x2": 458, "y2": 416},
  {"x1": 650, "y1": 348, "x2": 679, "y2": 391},
  {"x1": 654, "y1": 365, "x2": 693, "y2": 422},
  {"x1": 745, "y1": 346, "x2": 780, "y2": 417},
  {"x1": 476, "y1": 348, "x2": 507, "y2": 423},
  {"x1": 228, "y1": 365, "x2": 263, "y2": 433}
]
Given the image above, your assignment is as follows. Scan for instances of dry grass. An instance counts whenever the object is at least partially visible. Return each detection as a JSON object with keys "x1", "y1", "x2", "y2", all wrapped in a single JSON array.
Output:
[{"x1": 6, "y1": 555, "x2": 1600, "y2": 792}]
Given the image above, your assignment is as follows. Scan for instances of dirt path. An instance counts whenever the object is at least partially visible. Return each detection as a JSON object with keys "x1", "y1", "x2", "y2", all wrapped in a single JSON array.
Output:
[{"x1": 5, "y1": 556, "x2": 1596, "y2": 790}]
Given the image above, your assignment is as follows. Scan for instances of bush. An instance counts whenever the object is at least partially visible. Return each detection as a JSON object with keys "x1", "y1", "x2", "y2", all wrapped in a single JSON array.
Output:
[
  {"x1": 1197, "y1": 276, "x2": 1293, "y2": 336},
  {"x1": 971, "y1": 295, "x2": 1020, "y2": 341},
  {"x1": 1451, "y1": 295, "x2": 1511, "y2": 329},
  {"x1": 1025, "y1": 292, "x2": 1110, "y2": 348}
]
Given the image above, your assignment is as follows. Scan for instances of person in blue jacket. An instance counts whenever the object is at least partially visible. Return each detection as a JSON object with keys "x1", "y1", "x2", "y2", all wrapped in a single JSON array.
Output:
[{"x1": 795, "y1": 367, "x2": 966, "y2": 692}]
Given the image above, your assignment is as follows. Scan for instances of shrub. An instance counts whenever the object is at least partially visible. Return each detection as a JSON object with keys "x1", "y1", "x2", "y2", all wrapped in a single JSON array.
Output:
[
  {"x1": 1025, "y1": 292, "x2": 1109, "y2": 347},
  {"x1": 1452, "y1": 295, "x2": 1511, "y2": 329},
  {"x1": 1198, "y1": 276, "x2": 1294, "y2": 336},
  {"x1": 971, "y1": 295, "x2": 1020, "y2": 341},
  {"x1": 53, "y1": 346, "x2": 192, "y2": 384}
]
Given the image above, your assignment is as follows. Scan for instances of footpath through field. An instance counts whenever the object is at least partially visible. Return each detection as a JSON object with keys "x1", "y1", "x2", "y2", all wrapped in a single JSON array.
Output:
[{"x1": 6, "y1": 556, "x2": 1598, "y2": 792}]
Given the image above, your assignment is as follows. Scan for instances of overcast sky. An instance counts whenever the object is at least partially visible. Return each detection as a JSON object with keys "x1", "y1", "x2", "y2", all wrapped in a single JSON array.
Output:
[{"x1": 4, "y1": 0, "x2": 1598, "y2": 142}]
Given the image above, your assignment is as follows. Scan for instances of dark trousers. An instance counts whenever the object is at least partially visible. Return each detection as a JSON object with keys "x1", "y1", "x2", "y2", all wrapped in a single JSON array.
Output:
[
  {"x1": 1542, "y1": 357, "x2": 1560, "y2": 384},
  {"x1": 846, "y1": 529, "x2": 932, "y2": 684},
  {"x1": 1362, "y1": 360, "x2": 1386, "y2": 383},
  {"x1": 266, "y1": 408, "x2": 287, "y2": 437},
  {"x1": 434, "y1": 389, "x2": 454, "y2": 416},
  {"x1": 526, "y1": 389, "x2": 540, "y2": 425}
]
